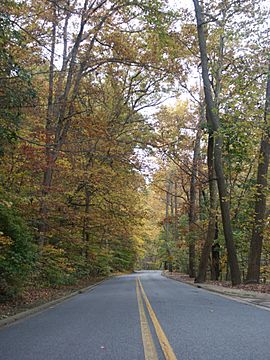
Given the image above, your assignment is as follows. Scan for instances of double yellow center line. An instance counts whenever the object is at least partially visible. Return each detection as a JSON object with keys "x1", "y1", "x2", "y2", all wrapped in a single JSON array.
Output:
[{"x1": 136, "y1": 277, "x2": 177, "y2": 360}]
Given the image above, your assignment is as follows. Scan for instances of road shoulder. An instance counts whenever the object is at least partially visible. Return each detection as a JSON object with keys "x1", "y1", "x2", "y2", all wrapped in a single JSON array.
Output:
[
  {"x1": 0, "y1": 277, "x2": 108, "y2": 328},
  {"x1": 163, "y1": 271, "x2": 270, "y2": 311}
]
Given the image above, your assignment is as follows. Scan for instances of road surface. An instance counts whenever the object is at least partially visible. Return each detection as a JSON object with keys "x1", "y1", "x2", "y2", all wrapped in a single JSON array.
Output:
[{"x1": 0, "y1": 271, "x2": 269, "y2": 360}]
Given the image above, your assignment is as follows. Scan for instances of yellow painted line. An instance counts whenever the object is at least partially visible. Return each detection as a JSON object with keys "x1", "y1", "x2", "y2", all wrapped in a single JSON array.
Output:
[
  {"x1": 138, "y1": 277, "x2": 177, "y2": 360},
  {"x1": 136, "y1": 278, "x2": 159, "y2": 360}
]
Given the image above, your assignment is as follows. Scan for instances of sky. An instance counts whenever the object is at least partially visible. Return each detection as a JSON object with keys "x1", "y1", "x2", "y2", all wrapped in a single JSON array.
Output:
[{"x1": 168, "y1": 0, "x2": 193, "y2": 10}]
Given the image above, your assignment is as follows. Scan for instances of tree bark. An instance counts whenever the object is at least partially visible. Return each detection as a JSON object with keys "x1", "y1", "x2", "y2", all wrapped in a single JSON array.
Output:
[
  {"x1": 188, "y1": 123, "x2": 202, "y2": 277},
  {"x1": 211, "y1": 241, "x2": 220, "y2": 281},
  {"x1": 82, "y1": 185, "x2": 91, "y2": 260},
  {"x1": 170, "y1": 177, "x2": 175, "y2": 241},
  {"x1": 38, "y1": 5, "x2": 56, "y2": 246},
  {"x1": 174, "y1": 178, "x2": 179, "y2": 242},
  {"x1": 193, "y1": 0, "x2": 241, "y2": 285},
  {"x1": 165, "y1": 177, "x2": 173, "y2": 271},
  {"x1": 246, "y1": 60, "x2": 270, "y2": 283},
  {"x1": 195, "y1": 133, "x2": 218, "y2": 283}
]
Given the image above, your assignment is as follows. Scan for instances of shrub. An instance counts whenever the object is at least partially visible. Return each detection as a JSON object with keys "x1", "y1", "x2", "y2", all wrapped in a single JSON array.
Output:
[
  {"x1": 36, "y1": 245, "x2": 76, "y2": 287},
  {"x1": 0, "y1": 203, "x2": 37, "y2": 300}
]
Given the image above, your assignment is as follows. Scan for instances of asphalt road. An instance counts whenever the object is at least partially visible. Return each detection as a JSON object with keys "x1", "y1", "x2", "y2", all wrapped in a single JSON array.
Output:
[{"x1": 0, "y1": 271, "x2": 269, "y2": 360}]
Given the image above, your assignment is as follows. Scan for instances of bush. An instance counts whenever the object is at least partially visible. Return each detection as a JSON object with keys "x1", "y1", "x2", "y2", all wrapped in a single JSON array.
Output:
[
  {"x1": 84, "y1": 247, "x2": 112, "y2": 277},
  {"x1": 111, "y1": 248, "x2": 136, "y2": 272},
  {"x1": 0, "y1": 202, "x2": 37, "y2": 300},
  {"x1": 36, "y1": 245, "x2": 76, "y2": 287}
]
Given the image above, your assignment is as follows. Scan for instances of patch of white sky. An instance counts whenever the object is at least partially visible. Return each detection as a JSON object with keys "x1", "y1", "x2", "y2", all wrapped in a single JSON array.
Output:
[
  {"x1": 140, "y1": 0, "x2": 197, "y2": 115},
  {"x1": 136, "y1": 0, "x2": 197, "y2": 181}
]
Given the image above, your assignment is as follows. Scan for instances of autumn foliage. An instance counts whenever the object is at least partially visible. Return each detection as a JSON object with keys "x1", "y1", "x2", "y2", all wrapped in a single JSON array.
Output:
[{"x1": 1, "y1": 0, "x2": 270, "y2": 301}]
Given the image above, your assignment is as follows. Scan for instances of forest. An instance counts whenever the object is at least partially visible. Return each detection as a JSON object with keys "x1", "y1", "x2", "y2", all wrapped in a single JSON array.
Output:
[{"x1": 0, "y1": 0, "x2": 270, "y2": 302}]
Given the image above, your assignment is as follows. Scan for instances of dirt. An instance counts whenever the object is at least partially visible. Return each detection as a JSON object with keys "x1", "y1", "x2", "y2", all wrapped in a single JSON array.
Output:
[
  {"x1": 0, "y1": 277, "x2": 104, "y2": 320},
  {"x1": 165, "y1": 272, "x2": 270, "y2": 294}
]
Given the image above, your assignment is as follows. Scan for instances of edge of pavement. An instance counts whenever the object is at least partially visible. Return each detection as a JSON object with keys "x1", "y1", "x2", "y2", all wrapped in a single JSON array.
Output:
[
  {"x1": 0, "y1": 277, "x2": 111, "y2": 329},
  {"x1": 162, "y1": 271, "x2": 270, "y2": 312}
]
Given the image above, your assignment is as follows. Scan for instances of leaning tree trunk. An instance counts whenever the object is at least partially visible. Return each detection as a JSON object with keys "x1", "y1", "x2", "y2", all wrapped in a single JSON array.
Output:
[
  {"x1": 246, "y1": 60, "x2": 270, "y2": 283},
  {"x1": 195, "y1": 133, "x2": 218, "y2": 283},
  {"x1": 188, "y1": 124, "x2": 202, "y2": 278},
  {"x1": 193, "y1": 0, "x2": 241, "y2": 285}
]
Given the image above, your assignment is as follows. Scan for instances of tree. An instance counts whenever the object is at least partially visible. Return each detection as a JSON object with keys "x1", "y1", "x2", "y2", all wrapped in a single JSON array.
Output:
[
  {"x1": 188, "y1": 113, "x2": 202, "y2": 277},
  {"x1": 195, "y1": 129, "x2": 218, "y2": 282},
  {"x1": 18, "y1": 0, "x2": 180, "y2": 245},
  {"x1": 0, "y1": 1, "x2": 35, "y2": 155},
  {"x1": 193, "y1": 0, "x2": 241, "y2": 285},
  {"x1": 246, "y1": 59, "x2": 270, "y2": 283}
]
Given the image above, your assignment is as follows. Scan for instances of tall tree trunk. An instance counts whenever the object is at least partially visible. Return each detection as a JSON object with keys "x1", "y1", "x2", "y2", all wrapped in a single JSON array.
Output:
[
  {"x1": 211, "y1": 239, "x2": 220, "y2": 281},
  {"x1": 174, "y1": 178, "x2": 179, "y2": 243},
  {"x1": 170, "y1": 177, "x2": 175, "y2": 241},
  {"x1": 165, "y1": 178, "x2": 173, "y2": 272},
  {"x1": 246, "y1": 60, "x2": 270, "y2": 283},
  {"x1": 195, "y1": 133, "x2": 218, "y2": 283},
  {"x1": 38, "y1": 7, "x2": 56, "y2": 246},
  {"x1": 193, "y1": 0, "x2": 241, "y2": 285},
  {"x1": 188, "y1": 124, "x2": 202, "y2": 278},
  {"x1": 39, "y1": 2, "x2": 89, "y2": 245},
  {"x1": 82, "y1": 186, "x2": 91, "y2": 260}
]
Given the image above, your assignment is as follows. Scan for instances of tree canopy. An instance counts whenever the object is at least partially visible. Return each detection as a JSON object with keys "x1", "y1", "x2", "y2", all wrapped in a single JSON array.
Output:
[{"x1": 1, "y1": 0, "x2": 270, "y2": 300}]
